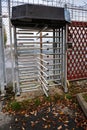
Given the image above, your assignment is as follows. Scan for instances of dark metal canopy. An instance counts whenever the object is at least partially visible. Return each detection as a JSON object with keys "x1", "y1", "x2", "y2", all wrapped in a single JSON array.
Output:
[{"x1": 11, "y1": 4, "x2": 70, "y2": 28}]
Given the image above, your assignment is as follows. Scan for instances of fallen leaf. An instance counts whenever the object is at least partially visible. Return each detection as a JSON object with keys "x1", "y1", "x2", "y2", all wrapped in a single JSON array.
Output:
[
  {"x1": 31, "y1": 121, "x2": 35, "y2": 127},
  {"x1": 57, "y1": 125, "x2": 62, "y2": 130},
  {"x1": 25, "y1": 114, "x2": 29, "y2": 117},
  {"x1": 44, "y1": 125, "x2": 48, "y2": 128},
  {"x1": 15, "y1": 118, "x2": 18, "y2": 122},
  {"x1": 22, "y1": 126, "x2": 25, "y2": 130},
  {"x1": 53, "y1": 112, "x2": 58, "y2": 117},
  {"x1": 42, "y1": 117, "x2": 46, "y2": 121}
]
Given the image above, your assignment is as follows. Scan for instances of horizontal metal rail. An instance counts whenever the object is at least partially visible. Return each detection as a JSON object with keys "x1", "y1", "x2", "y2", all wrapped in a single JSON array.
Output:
[
  {"x1": 19, "y1": 78, "x2": 38, "y2": 82},
  {"x1": 18, "y1": 68, "x2": 37, "y2": 71},
  {"x1": 37, "y1": 57, "x2": 49, "y2": 64},
  {"x1": 20, "y1": 85, "x2": 40, "y2": 90},
  {"x1": 18, "y1": 65, "x2": 37, "y2": 68},
  {"x1": 19, "y1": 75, "x2": 38, "y2": 79},
  {"x1": 17, "y1": 41, "x2": 62, "y2": 44}
]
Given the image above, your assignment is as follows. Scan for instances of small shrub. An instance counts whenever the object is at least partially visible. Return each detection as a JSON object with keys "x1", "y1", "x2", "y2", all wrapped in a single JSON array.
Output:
[{"x1": 10, "y1": 101, "x2": 21, "y2": 111}]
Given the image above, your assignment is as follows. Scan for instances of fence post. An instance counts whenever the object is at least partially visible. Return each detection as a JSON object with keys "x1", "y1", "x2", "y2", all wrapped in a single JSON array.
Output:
[{"x1": 0, "y1": 0, "x2": 5, "y2": 95}]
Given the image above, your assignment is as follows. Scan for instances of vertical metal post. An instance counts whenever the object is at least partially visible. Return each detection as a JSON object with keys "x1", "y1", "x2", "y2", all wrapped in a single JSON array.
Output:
[
  {"x1": 53, "y1": 29, "x2": 55, "y2": 75},
  {"x1": 8, "y1": 0, "x2": 15, "y2": 92},
  {"x1": 2, "y1": 25, "x2": 7, "y2": 88},
  {"x1": 40, "y1": 32, "x2": 43, "y2": 83},
  {"x1": 0, "y1": 0, "x2": 5, "y2": 95},
  {"x1": 61, "y1": 27, "x2": 64, "y2": 86},
  {"x1": 14, "y1": 27, "x2": 20, "y2": 96},
  {"x1": 64, "y1": 25, "x2": 68, "y2": 92}
]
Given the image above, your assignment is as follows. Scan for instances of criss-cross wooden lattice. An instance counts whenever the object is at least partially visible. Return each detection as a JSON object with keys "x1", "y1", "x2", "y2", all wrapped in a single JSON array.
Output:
[{"x1": 67, "y1": 21, "x2": 87, "y2": 81}]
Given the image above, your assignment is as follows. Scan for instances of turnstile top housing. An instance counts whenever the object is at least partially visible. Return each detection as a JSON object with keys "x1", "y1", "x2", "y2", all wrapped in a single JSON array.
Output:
[{"x1": 11, "y1": 4, "x2": 70, "y2": 28}]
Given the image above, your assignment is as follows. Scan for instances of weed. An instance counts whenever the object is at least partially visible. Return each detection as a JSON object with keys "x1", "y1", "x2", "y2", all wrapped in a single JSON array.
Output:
[
  {"x1": 10, "y1": 101, "x2": 21, "y2": 111},
  {"x1": 65, "y1": 93, "x2": 72, "y2": 100},
  {"x1": 45, "y1": 96, "x2": 52, "y2": 102},
  {"x1": 34, "y1": 98, "x2": 41, "y2": 106}
]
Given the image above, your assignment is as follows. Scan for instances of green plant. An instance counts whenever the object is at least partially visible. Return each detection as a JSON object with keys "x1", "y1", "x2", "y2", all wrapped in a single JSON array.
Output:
[
  {"x1": 34, "y1": 98, "x2": 41, "y2": 106},
  {"x1": 65, "y1": 93, "x2": 72, "y2": 100},
  {"x1": 10, "y1": 101, "x2": 21, "y2": 111},
  {"x1": 45, "y1": 96, "x2": 52, "y2": 102}
]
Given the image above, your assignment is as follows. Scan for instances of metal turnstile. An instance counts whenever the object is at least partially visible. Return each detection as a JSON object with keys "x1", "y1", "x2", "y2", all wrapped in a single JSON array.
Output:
[{"x1": 14, "y1": 27, "x2": 67, "y2": 96}]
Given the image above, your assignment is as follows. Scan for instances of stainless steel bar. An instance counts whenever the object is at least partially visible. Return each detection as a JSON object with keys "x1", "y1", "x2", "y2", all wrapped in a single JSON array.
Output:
[
  {"x1": 49, "y1": 83, "x2": 61, "y2": 87},
  {"x1": 17, "y1": 42, "x2": 62, "y2": 44},
  {"x1": 46, "y1": 63, "x2": 61, "y2": 66},
  {"x1": 20, "y1": 81, "x2": 38, "y2": 84},
  {"x1": 38, "y1": 67, "x2": 49, "y2": 77},
  {"x1": 14, "y1": 27, "x2": 20, "y2": 95},
  {"x1": 37, "y1": 57, "x2": 49, "y2": 64},
  {"x1": 39, "y1": 53, "x2": 62, "y2": 56},
  {"x1": 17, "y1": 29, "x2": 52, "y2": 32},
  {"x1": 18, "y1": 60, "x2": 35, "y2": 64},
  {"x1": 21, "y1": 87, "x2": 40, "y2": 92},
  {"x1": 17, "y1": 39, "x2": 34, "y2": 41},
  {"x1": 19, "y1": 68, "x2": 37, "y2": 71},
  {"x1": 64, "y1": 25, "x2": 68, "y2": 92},
  {"x1": 18, "y1": 53, "x2": 38, "y2": 56},
  {"x1": 39, "y1": 77, "x2": 49, "y2": 91},
  {"x1": 17, "y1": 47, "x2": 40, "y2": 50},
  {"x1": 37, "y1": 33, "x2": 49, "y2": 39},
  {"x1": 20, "y1": 85, "x2": 40, "y2": 89},
  {"x1": 19, "y1": 75, "x2": 38, "y2": 79},
  {"x1": 37, "y1": 62, "x2": 48, "y2": 70},
  {"x1": 41, "y1": 85, "x2": 48, "y2": 97},
  {"x1": 19, "y1": 73, "x2": 38, "y2": 77},
  {"x1": 36, "y1": 26, "x2": 48, "y2": 35},
  {"x1": 38, "y1": 74, "x2": 49, "y2": 85},
  {"x1": 48, "y1": 78, "x2": 61, "y2": 82},
  {"x1": 20, "y1": 84, "x2": 37, "y2": 88},
  {"x1": 19, "y1": 71, "x2": 37, "y2": 74},
  {"x1": 43, "y1": 58, "x2": 61, "y2": 60},
  {"x1": 61, "y1": 27, "x2": 64, "y2": 86},
  {"x1": 18, "y1": 65, "x2": 37, "y2": 68},
  {"x1": 49, "y1": 73, "x2": 61, "y2": 77},
  {"x1": 17, "y1": 42, "x2": 40, "y2": 45},
  {"x1": 18, "y1": 56, "x2": 37, "y2": 59},
  {"x1": 18, "y1": 59, "x2": 36, "y2": 62},
  {"x1": 19, "y1": 79, "x2": 38, "y2": 82},
  {"x1": 17, "y1": 32, "x2": 34, "y2": 34}
]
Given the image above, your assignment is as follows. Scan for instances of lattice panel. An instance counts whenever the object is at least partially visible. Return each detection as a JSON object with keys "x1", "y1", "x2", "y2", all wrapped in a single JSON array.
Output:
[{"x1": 67, "y1": 21, "x2": 87, "y2": 81}]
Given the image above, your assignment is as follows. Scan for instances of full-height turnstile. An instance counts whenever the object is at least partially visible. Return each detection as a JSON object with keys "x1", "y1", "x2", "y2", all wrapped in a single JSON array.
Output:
[{"x1": 11, "y1": 4, "x2": 70, "y2": 96}]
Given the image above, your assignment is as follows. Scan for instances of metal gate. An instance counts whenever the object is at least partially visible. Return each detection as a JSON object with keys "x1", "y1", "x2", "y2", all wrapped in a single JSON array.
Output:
[
  {"x1": 14, "y1": 27, "x2": 67, "y2": 96},
  {"x1": 67, "y1": 21, "x2": 87, "y2": 81}
]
